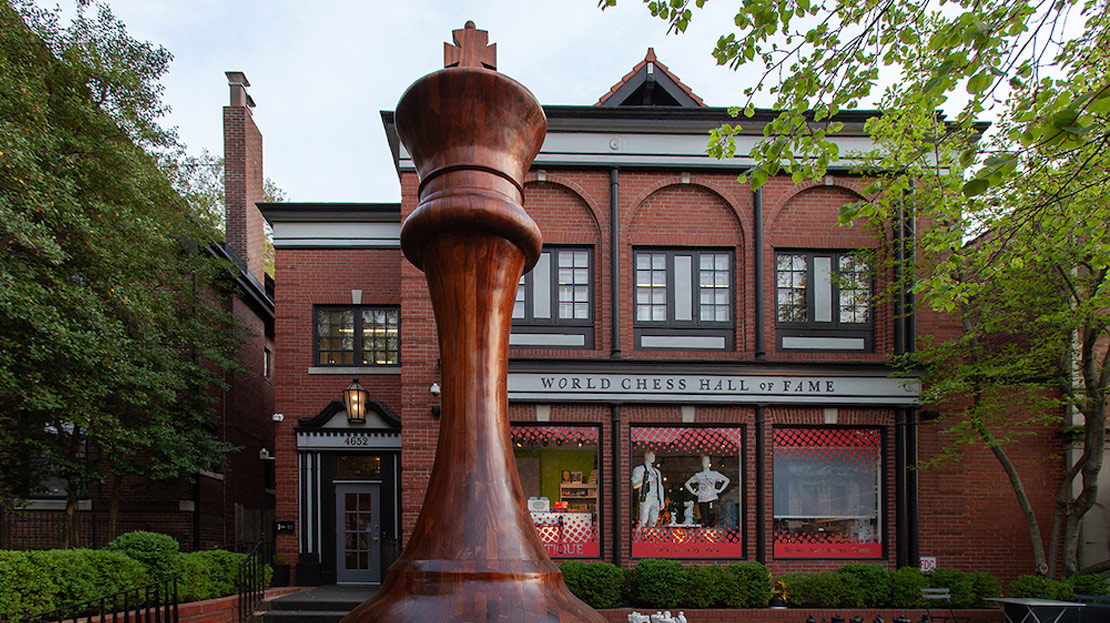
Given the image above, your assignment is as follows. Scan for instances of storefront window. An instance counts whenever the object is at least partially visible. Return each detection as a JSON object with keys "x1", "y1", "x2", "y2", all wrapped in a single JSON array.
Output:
[
  {"x1": 773, "y1": 427, "x2": 882, "y2": 558},
  {"x1": 512, "y1": 425, "x2": 600, "y2": 558},
  {"x1": 630, "y1": 426, "x2": 743, "y2": 558}
]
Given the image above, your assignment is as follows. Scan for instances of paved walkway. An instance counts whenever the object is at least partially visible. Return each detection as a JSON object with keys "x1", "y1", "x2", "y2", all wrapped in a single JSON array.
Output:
[{"x1": 267, "y1": 585, "x2": 378, "y2": 607}]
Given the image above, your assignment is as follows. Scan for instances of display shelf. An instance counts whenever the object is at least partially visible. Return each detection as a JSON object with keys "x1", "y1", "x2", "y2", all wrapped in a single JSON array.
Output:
[{"x1": 560, "y1": 483, "x2": 598, "y2": 511}]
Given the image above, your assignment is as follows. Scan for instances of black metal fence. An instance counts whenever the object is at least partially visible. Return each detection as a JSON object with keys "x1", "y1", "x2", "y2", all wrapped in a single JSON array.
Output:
[
  {"x1": 237, "y1": 540, "x2": 269, "y2": 623},
  {"x1": 17, "y1": 575, "x2": 178, "y2": 623},
  {"x1": 0, "y1": 508, "x2": 166, "y2": 551}
]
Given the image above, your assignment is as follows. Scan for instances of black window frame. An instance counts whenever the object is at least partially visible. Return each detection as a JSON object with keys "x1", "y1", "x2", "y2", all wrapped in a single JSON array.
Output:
[
  {"x1": 632, "y1": 248, "x2": 735, "y2": 351},
  {"x1": 774, "y1": 249, "x2": 874, "y2": 352},
  {"x1": 511, "y1": 247, "x2": 595, "y2": 349},
  {"x1": 313, "y1": 305, "x2": 401, "y2": 367}
]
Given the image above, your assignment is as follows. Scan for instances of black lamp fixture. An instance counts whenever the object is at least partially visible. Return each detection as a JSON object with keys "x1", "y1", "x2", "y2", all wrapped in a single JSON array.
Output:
[{"x1": 343, "y1": 378, "x2": 369, "y2": 425}]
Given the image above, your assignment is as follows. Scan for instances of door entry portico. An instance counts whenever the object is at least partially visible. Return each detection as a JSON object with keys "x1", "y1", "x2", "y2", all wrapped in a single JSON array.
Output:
[{"x1": 335, "y1": 483, "x2": 381, "y2": 584}]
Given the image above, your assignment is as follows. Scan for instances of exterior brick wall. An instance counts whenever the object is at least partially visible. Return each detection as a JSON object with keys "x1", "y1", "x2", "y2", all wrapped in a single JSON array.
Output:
[
  {"x1": 272, "y1": 247, "x2": 402, "y2": 574},
  {"x1": 178, "y1": 587, "x2": 304, "y2": 623},
  {"x1": 266, "y1": 119, "x2": 1065, "y2": 587},
  {"x1": 223, "y1": 105, "x2": 267, "y2": 284},
  {"x1": 372, "y1": 164, "x2": 1063, "y2": 583}
]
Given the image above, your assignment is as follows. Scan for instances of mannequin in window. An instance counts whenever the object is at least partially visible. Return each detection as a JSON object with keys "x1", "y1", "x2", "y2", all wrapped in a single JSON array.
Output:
[
  {"x1": 684, "y1": 455, "x2": 730, "y2": 527},
  {"x1": 631, "y1": 451, "x2": 664, "y2": 527}
]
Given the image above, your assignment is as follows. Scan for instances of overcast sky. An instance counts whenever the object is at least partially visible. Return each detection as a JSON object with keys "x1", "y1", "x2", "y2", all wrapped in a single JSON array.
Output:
[{"x1": 55, "y1": 0, "x2": 767, "y2": 203}]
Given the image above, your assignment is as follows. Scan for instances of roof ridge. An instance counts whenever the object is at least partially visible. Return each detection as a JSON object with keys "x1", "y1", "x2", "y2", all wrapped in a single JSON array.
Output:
[{"x1": 595, "y1": 48, "x2": 705, "y2": 108}]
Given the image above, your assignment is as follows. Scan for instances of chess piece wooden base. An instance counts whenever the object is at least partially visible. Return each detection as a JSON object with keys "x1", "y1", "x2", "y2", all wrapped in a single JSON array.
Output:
[{"x1": 341, "y1": 25, "x2": 605, "y2": 623}]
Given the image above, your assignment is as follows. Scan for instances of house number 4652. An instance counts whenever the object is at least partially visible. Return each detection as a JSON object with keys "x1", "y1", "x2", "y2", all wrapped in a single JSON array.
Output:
[{"x1": 344, "y1": 436, "x2": 369, "y2": 446}]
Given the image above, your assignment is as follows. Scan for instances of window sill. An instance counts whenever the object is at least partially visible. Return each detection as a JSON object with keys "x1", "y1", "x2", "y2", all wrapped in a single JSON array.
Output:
[
  {"x1": 633, "y1": 328, "x2": 734, "y2": 351},
  {"x1": 307, "y1": 366, "x2": 401, "y2": 375},
  {"x1": 25, "y1": 499, "x2": 92, "y2": 511}
]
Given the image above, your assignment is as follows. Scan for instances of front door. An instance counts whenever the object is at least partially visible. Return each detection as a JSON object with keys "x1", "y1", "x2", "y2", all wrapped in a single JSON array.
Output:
[{"x1": 334, "y1": 483, "x2": 381, "y2": 584}]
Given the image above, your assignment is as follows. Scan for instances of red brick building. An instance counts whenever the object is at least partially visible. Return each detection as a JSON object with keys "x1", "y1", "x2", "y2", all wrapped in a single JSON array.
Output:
[{"x1": 259, "y1": 45, "x2": 1066, "y2": 586}]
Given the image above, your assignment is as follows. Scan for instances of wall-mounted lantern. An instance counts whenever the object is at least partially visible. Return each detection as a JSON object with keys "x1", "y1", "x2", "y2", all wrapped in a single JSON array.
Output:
[{"x1": 343, "y1": 378, "x2": 368, "y2": 425}]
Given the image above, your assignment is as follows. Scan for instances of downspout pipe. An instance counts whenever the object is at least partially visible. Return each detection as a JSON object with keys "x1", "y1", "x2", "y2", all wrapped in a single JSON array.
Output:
[
  {"x1": 610, "y1": 168, "x2": 621, "y2": 359},
  {"x1": 754, "y1": 405, "x2": 766, "y2": 563},
  {"x1": 895, "y1": 408, "x2": 907, "y2": 568},
  {"x1": 611, "y1": 405, "x2": 622, "y2": 567},
  {"x1": 905, "y1": 182, "x2": 917, "y2": 354},
  {"x1": 753, "y1": 188, "x2": 766, "y2": 360},
  {"x1": 893, "y1": 202, "x2": 905, "y2": 357},
  {"x1": 907, "y1": 407, "x2": 919, "y2": 566}
]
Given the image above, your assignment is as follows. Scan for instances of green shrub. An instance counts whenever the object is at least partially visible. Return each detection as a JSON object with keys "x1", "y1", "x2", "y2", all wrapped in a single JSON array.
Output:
[
  {"x1": 889, "y1": 567, "x2": 928, "y2": 608},
  {"x1": 683, "y1": 565, "x2": 738, "y2": 609},
  {"x1": 28, "y1": 549, "x2": 146, "y2": 604},
  {"x1": 105, "y1": 531, "x2": 182, "y2": 580},
  {"x1": 628, "y1": 559, "x2": 685, "y2": 609},
  {"x1": 929, "y1": 568, "x2": 974, "y2": 608},
  {"x1": 179, "y1": 549, "x2": 248, "y2": 602},
  {"x1": 781, "y1": 571, "x2": 864, "y2": 608},
  {"x1": 838, "y1": 563, "x2": 890, "y2": 608},
  {"x1": 1009, "y1": 575, "x2": 1074, "y2": 600},
  {"x1": 1067, "y1": 573, "x2": 1108, "y2": 597},
  {"x1": 968, "y1": 571, "x2": 1002, "y2": 607},
  {"x1": 776, "y1": 572, "x2": 809, "y2": 608},
  {"x1": 559, "y1": 561, "x2": 624, "y2": 609},
  {"x1": 727, "y1": 562, "x2": 772, "y2": 608},
  {"x1": 0, "y1": 551, "x2": 56, "y2": 619}
]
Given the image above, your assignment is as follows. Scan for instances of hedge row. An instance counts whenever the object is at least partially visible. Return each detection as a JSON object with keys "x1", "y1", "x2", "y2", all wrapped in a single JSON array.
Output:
[
  {"x1": 560, "y1": 560, "x2": 773, "y2": 609},
  {"x1": 558, "y1": 560, "x2": 1108, "y2": 610},
  {"x1": 0, "y1": 531, "x2": 266, "y2": 619}
]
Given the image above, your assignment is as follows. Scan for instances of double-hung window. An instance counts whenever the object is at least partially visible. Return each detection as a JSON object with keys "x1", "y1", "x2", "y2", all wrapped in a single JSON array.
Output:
[
  {"x1": 775, "y1": 250, "x2": 872, "y2": 352},
  {"x1": 315, "y1": 306, "x2": 400, "y2": 366},
  {"x1": 633, "y1": 249, "x2": 734, "y2": 351},
  {"x1": 511, "y1": 247, "x2": 593, "y2": 349}
]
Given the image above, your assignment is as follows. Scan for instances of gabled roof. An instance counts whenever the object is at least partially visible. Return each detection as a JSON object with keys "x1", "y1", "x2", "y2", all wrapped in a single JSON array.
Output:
[{"x1": 596, "y1": 48, "x2": 705, "y2": 108}]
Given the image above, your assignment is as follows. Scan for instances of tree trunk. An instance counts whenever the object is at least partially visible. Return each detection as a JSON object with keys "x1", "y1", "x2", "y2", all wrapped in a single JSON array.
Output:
[
  {"x1": 973, "y1": 417, "x2": 1048, "y2": 573},
  {"x1": 1057, "y1": 326, "x2": 1108, "y2": 576},
  {"x1": 64, "y1": 485, "x2": 79, "y2": 549},
  {"x1": 109, "y1": 472, "x2": 122, "y2": 541},
  {"x1": 1062, "y1": 402, "x2": 1105, "y2": 575}
]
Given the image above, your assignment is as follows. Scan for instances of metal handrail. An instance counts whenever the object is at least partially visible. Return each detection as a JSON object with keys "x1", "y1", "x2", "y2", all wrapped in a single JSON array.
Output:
[
  {"x1": 237, "y1": 540, "x2": 267, "y2": 623},
  {"x1": 17, "y1": 576, "x2": 178, "y2": 623}
]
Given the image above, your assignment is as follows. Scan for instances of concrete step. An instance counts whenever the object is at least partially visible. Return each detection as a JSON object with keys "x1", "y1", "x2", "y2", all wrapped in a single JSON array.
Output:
[
  {"x1": 256, "y1": 585, "x2": 376, "y2": 623},
  {"x1": 259, "y1": 610, "x2": 355, "y2": 623},
  {"x1": 267, "y1": 597, "x2": 369, "y2": 612}
]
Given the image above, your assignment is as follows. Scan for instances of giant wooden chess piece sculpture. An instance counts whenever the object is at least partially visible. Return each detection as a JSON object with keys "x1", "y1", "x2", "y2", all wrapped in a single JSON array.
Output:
[{"x1": 342, "y1": 23, "x2": 605, "y2": 622}]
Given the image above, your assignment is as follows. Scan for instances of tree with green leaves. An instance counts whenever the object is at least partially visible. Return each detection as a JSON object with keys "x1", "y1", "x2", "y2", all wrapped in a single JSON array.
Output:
[
  {"x1": 602, "y1": 0, "x2": 1109, "y2": 575},
  {"x1": 0, "y1": 0, "x2": 245, "y2": 545},
  {"x1": 175, "y1": 149, "x2": 285, "y2": 279}
]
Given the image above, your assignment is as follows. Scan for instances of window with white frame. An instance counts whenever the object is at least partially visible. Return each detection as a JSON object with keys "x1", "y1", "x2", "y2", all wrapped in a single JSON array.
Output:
[
  {"x1": 775, "y1": 250, "x2": 873, "y2": 352},
  {"x1": 633, "y1": 249, "x2": 734, "y2": 351}
]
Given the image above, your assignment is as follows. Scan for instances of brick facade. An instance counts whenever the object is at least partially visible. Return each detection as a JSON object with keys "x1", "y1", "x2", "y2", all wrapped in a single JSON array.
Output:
[{"x1": 261, "y1": 52, "x2": 1066, "y2": 588}]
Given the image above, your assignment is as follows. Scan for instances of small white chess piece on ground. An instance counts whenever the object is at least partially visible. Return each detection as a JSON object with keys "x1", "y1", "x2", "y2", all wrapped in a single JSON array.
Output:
[
  {"x1": 627, "y1": 612, "x2": 650, "y2": 623},
  {"x1": 676, "y1": 612, "x2": 687, "y2": 623}
]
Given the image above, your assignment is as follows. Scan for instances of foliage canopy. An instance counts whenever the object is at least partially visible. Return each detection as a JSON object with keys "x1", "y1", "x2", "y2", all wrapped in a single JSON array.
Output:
[{"x1": 0, "y1": 0, "x2": 245, "y2": 534}]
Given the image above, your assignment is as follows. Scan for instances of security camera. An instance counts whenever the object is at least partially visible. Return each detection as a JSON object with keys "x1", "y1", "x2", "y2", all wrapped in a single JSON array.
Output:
[
  {"x1": 272, "y1": 413, "x2": 284, "y2": 423},
  {"x1": 259, "y1": 448, "x2": 274, "y2": 461},
  {"x1": 430, "y1": 382, "x2": 441, "y2": 397}
]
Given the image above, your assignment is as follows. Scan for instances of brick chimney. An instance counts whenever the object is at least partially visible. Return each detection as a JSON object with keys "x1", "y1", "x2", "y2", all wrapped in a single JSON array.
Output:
[{"x1": 223, "y1": 71, "x2": 266, "y2": 282}]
